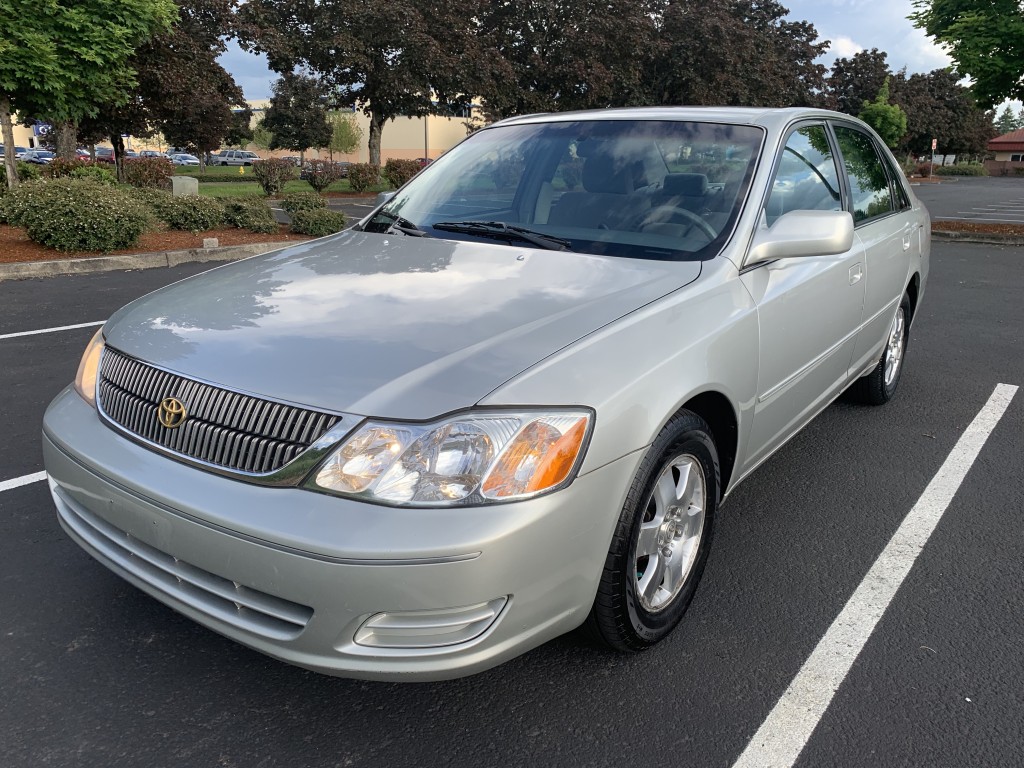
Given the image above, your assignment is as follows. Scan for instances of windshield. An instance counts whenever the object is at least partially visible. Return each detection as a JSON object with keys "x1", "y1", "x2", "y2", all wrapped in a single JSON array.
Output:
[{"x1": 363, "y1": 119, "x2": 763, "y2": 261}]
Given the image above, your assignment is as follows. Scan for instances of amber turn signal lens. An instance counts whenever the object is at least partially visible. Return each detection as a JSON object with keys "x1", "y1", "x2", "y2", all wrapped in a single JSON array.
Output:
[
  {"x1": 74, "y1": 329, "x2": 105, "y2": 407},
  {"x1": 481, "y1": 416, "x2": 589, "y2": 499}
]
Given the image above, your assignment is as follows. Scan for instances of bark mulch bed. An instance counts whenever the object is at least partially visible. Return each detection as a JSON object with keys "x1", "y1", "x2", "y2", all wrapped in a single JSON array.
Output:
[
  {"x1": 0, "y1": 225, "x2": 312, "y2": 265},
  {"x1": 930, "y1": 220, "x2": 1024, "y2": 236}
]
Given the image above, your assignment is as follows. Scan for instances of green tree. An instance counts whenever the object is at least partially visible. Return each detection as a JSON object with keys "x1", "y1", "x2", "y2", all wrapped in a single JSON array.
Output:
[
  {"x1": 327, "y1": 111, "x2": 362, "y2": 159},
  {"x1": 251, "y1": 119, "x2": 274, "y2": 151},
  {"x1": 994, "y1": 105, "x2": 1020, "y2": 135},
  {"x1": 827, "y1": 49, "x2": 891, "y2": 115},
  {"x1": 261, "y1": 73, "x2": 332, "y2": 162},
  {"x1": 78, "y1": 0, "x2": 249, "y2": 177},
  {"x1": 0, "y1": 0, "x2": 176, "y2": 188},
  {"x1": 910, "y1": 0, "x2": 1024, "y2": 108},
  {"x1": 475, "y1": 0, "x2": 660, "y2": 118},
  {"x1": 238, "y1": 0, "x2": 484, "y2": 165},
  {"x1": 859, "y1": 78, "x2": 908, "y2": 149},
  {"x1": 647, "y1": 0, "x2": 828, "y2": 108},
  {"x1": 890, "y1": 68, "x2": 993, "y2": 158}
]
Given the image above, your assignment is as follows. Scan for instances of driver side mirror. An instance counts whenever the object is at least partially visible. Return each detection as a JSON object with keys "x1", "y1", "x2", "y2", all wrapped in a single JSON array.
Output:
[{"x1": 745, "y1": 210, "x2": 854, "y2": 267}]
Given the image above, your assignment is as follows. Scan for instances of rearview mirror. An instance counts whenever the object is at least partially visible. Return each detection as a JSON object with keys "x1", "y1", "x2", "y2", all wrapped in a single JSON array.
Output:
[{"x1": 745, "y1": 210, "x2": 854, "y2": 267}]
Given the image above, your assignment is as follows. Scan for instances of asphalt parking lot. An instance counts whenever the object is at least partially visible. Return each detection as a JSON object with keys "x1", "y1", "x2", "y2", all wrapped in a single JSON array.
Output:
[
  {"x1": 914, "y1": 176, "x2": 1024, "y2": 223},
  {"x1": 1, "y1": 241, "x2": 1022, "y2": 767}
]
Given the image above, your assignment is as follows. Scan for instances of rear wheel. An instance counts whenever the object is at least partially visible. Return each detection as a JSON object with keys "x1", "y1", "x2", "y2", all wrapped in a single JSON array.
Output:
[
  {"x1": 849, "y1": 293, "x2": 911, "y2": 405},
  {"x1": 587, "y1": 410, "x2": 719, "y2": 651}
]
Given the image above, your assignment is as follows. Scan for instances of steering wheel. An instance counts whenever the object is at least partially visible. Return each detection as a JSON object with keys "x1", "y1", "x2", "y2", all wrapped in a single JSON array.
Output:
[{"x1": 633, "y1": 205, "x2": 718, "y2": 241}]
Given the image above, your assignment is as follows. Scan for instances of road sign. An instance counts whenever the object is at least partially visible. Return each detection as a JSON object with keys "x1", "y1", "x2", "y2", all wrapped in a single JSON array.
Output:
[{"x1": 931, "y1": 138, "x2": 938, "y2": 151}]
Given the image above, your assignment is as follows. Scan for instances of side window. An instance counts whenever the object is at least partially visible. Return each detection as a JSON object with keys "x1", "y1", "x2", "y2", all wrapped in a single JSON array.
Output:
[
  {"x1": 833, "y1": 125, "x2": 895, "y2": 223},
  {"x1": 765, "y1": 125, "x2": 842, "y2": 227}
]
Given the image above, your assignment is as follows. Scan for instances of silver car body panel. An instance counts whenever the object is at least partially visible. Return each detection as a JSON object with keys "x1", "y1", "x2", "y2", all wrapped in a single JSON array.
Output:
[
  {"x1": 103, "y1": 232, "x2": 701, "y2": 420},
  {"x1": 43, "y1": 106, "x2": 929, "y2": 679}
]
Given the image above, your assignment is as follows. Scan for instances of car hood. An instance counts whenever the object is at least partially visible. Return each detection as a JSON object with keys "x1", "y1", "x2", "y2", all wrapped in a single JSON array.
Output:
[{"x1": 104, "y1": 231, "x2": 700, "y2": 418}]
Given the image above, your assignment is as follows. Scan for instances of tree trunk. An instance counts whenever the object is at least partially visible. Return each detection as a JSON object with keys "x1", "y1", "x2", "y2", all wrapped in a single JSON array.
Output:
[
  {"x1": 113, "y1": 134, "x2": 126, "y2": 183},
  {"x1": 368, "y1": 110, "x2": 384, "y2": 167},
  {"x1": 53, "y1": 121, "x2": 78, "y2": 160},
  {"x1": 1, "y1": 96, "x2": 18, "y2": 190}
]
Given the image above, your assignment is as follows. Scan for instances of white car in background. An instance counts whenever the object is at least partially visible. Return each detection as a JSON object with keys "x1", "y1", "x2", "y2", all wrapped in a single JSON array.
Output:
[{"x1": 170, "y1": 153, "x2": 201, "y2": 166}]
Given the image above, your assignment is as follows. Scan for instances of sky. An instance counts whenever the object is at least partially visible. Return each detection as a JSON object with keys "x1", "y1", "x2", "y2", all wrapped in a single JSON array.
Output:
[{"x1": 219, "y1": 0, "x2": 951, "y2": 102}]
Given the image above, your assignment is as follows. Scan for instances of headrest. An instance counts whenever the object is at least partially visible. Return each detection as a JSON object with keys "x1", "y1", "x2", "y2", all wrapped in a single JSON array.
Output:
[
  {"x1": 663, "y1": 173, "x2": 708, "y2": 197},
  {"x1": 582, "y1": 154, "x2": 632, "y2": 194}
]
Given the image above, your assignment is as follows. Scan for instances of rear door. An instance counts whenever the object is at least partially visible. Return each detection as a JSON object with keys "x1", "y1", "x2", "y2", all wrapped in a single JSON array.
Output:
[{"x1": 831, "y1": 123, "x2": 915, "y2": 377}]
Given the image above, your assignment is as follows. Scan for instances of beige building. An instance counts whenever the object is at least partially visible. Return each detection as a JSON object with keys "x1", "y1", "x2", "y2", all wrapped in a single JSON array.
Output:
[{"x1": 244, "y1": 101, "x2": 475, "y2": 163}]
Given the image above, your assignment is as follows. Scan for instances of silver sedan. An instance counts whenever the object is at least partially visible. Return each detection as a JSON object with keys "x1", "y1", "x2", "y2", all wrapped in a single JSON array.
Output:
[{"x1": 43, "y1": 107, "x2": 929, "y2": 680}]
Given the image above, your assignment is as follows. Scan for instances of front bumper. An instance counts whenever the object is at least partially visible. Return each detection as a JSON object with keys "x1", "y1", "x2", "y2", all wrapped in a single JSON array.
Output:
[{"x1": 42, "y1": 387, "x2": 641, "y2": 680}]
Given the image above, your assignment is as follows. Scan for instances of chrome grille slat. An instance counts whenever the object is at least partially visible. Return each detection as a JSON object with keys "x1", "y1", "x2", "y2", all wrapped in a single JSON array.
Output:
[{"x1": 98, "y1": 347, "x2": 341, "y2": 476}]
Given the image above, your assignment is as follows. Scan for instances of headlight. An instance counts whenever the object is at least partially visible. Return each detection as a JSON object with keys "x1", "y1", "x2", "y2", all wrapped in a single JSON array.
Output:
[
  {"x1": 74, "y1": 329, "x2": 105, "y2": 407},
  {"x1": 307, "y1": 410, "x2": 593, "y2": 506}
]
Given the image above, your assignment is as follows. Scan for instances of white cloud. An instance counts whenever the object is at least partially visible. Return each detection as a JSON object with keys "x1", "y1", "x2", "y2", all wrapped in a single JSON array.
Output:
[{"x1": 831, "y1": 36, "x2": 864, "y2": 58}]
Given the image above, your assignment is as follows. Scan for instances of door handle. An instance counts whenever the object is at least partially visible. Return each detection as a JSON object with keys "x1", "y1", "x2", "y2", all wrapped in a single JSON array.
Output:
[{"x1": 849, "y1": 263, "x2": 863, "y2": 285}]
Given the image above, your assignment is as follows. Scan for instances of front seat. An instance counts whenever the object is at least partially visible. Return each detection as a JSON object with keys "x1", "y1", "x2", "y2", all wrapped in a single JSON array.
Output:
[{"x1": 548, "y1": 154, "x2": 648, "y2": 229}]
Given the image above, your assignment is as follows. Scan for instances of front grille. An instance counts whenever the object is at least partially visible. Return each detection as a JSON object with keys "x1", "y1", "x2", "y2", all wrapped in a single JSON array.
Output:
[{"x1": 98, "y1": 347, "x2": 340, "y2": 475}]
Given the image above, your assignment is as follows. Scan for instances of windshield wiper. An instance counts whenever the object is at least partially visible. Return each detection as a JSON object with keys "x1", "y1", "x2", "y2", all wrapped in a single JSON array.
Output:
[
  {"x1": 432, "y1": 221, "x2": 572, "y2": 251},
  {"x1": 368, "y1": 210, "x2": 432, "y2": 237}
]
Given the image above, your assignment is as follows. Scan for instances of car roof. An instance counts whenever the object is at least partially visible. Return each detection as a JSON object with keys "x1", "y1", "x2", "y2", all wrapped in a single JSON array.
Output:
[{"x1": 490, "y1": 106, "x2": 867, "y2": 135}]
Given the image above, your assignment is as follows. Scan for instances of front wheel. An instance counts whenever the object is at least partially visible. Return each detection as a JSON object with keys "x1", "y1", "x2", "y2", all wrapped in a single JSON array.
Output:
[
  {"x1": 586, "y1": 410, "x2": 719, "y2": 651},
  {"x1": 849, "y1": 293, "x2": 911, "y2": 405}
]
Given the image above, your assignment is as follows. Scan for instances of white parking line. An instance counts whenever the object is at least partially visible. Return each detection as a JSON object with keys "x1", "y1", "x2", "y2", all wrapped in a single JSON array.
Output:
[
  {"x1": 733, "y1": 383, "x2": 1019, "y2": 768},
  {"x1": 0, "y1": 471, "x2": 47, "y2": 493},
  {"x1": 0, "y1": 320, "x2": 104, "y2": 341}
]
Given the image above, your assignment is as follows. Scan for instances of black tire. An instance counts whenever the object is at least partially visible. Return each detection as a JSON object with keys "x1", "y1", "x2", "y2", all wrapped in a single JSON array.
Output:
[
  {"x1": 586, "y1": 410, "x2": 719, "y2": 651},
  {"x1": 848, "y1": 293, "x2": 911, "y2": 405}
]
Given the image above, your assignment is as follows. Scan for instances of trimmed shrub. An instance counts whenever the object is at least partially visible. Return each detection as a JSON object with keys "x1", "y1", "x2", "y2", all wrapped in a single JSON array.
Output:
[
  {"x1": 251, "y1": 158, "x2": 297, "y2": 196},
  {"x1": 382, "y1": 158, "x2": 422, "y2": 189},
  {"x1": 290, "y1": 209, "x2": 347, "y2": 237},
  {"x1": 0, "y1": 161, "x2": 41, "y2": 195},
  {"x1": 347, "y1": 163, "x2": 379, "y2": 193},
  {"x1": 70, "y1": 165, "x2": 116, "y2": 184},
  {"x1": 934, "y1": 162, "x2": 986, "y2": 176},
  {"x1": 220, "y1": 198, "x2": 278, "y2": 233},
  {"x1": 159, "y1": 195, "x2": 225, "y2": 232},
  {"x1": 914, "y1": 161, "x2": 934, "y2": 178},
  {"x1": 1015, "y1": 167, "x2": 1024, "y2": 176},
  {"x1": 134, "y1": 187, "x2": 176, "y2": 219},
  {"x1": 281, "y1": 191, "x2": 326, "y2": 214},
  {"x1": 122, "y1": 157, "x2": 175, "y2": 188},
  {"x1": 2, "y1": 179, "x2": 148, "y2": 252},
  {"x1": 43, "y1": 158, "x2": 116, "y2": 185},
  {"x1": 43, "y1": 158, "x2": 88, "y2": 178},
  {"x1": 302, "y1": 160, "x2": 346, "y2": 194}
]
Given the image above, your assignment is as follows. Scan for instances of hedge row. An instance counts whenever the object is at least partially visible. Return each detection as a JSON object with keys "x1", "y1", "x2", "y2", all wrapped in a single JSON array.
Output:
[{"x1": 0, "y1": 178, "x2": 282, "y2": 252}]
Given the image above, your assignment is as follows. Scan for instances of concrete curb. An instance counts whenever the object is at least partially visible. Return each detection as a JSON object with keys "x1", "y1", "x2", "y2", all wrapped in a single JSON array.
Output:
[
  {"x1": 931, "y1": 229, "x2": 1024, "y2": 246},
  {"x1": 0, "y1": 241, "x2": 295, "y2": 282}
]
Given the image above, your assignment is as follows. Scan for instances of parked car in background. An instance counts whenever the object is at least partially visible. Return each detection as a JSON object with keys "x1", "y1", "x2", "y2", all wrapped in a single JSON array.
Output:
[
  {"x1": 14, "y1": 146, "x2": 30, "y2": 159},
  {"x1": 281, "y1": 156, "x2": 302, "y2": 166},
  {"x1": 44, "y1": 107, "x2": 928, "y2": 681},
  {"x1": 300, "y1": 160, "x2": 351, "y2": 180},
  {"x1": 76, "y1": 148, "x2": 91, "y2": 158},
  {"x1": 170, "y1": 153, "x2": 201, "y2": 166},
  {"x1": 139, "y1": 150, "x2": 168, "y2": 158},
  {"x1": 21, "y1": 149, "x2": 56, "y2": 164},
  {"x1": 216, "y1": 150, "x2": 261, "y2": 166},
  {"x1": 94, "y1": 148, "x2": 115, "y2": 164},
  {"x1": 416, "y1": 157, "x2": 433, "y2": 167}
]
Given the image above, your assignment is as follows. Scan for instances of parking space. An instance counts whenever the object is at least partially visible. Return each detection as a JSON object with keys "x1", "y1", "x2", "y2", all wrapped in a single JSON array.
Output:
[
  {"x1": 1, "y1": 242, "x2": 1022, "y2": 767},
  {"x1": 913, "y1": 176, "x2": 1024, "y2": 223}
]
